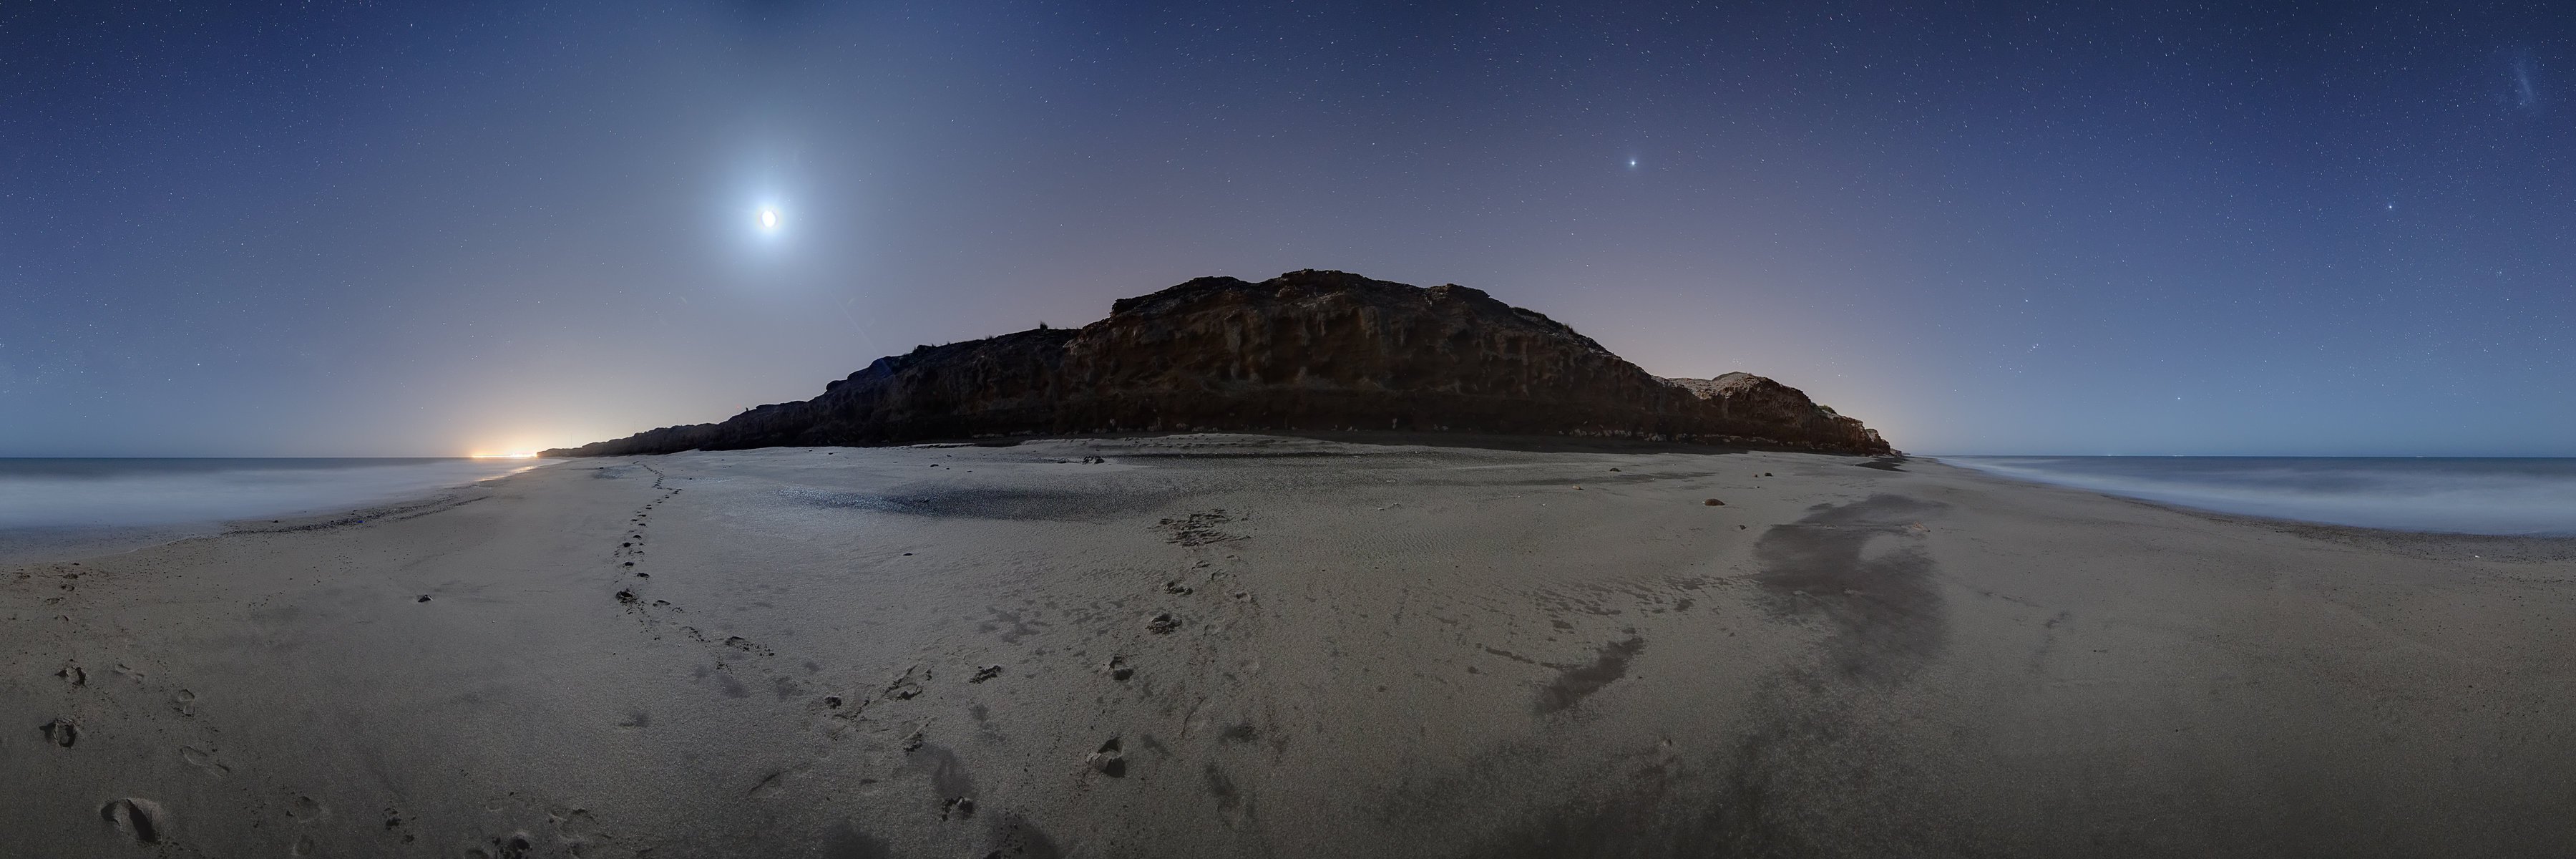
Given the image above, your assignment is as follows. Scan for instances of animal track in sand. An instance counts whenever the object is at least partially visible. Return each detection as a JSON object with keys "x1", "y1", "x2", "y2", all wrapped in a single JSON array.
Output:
[
  {"x1": 382, "y1": 807, "x2": 419, "y2": 843},
  {"x1": 39, "y1": 717, "x2": 78, "y2": 747}
]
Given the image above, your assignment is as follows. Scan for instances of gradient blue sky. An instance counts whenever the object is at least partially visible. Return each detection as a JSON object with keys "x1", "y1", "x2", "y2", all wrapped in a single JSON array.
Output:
[{"x1": 4, "y1": 1, "x2": 2570, "y2": 457}]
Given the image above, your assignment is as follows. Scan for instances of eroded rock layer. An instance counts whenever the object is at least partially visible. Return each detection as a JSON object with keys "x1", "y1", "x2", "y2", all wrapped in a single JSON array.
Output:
[{"x1": 542, "y1": 271, "x2": 1893, "y2": 456}]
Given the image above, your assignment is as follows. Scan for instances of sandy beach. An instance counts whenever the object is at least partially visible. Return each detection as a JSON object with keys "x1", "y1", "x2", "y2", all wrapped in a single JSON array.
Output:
[{"x1": 6, "y1": 434, "x2": 2574, "y2": 858}]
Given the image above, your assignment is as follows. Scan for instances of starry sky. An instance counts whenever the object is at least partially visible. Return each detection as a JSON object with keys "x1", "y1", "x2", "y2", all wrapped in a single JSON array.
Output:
[{"x1": 4, "y1": 1, "x2": 2571, "y2": 457}]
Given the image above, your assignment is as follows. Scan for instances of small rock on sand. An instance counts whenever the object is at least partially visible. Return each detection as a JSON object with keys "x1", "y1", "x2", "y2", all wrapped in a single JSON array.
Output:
[
  {"x1": 1704, "y1": 499, "x2": 1724, "y2": 506},
  {"x1": 970, "y1": 665, "x2": 1003, "y2": 683},
  {"x1": 1085, "y1": 738, "x2": 1126, "y2": 777}
]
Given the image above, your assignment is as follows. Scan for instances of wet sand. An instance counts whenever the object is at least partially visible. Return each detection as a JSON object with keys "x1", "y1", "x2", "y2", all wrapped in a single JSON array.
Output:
[{"x1": 5, "y1": 435, "x2": 2574, "y2": 858}]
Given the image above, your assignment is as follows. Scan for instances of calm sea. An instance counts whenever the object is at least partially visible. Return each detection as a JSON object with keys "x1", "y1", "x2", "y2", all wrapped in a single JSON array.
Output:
[
  {"x1": 0, "y1": 457, "x2": 550, "y2": 563},
  {"x1": 1943, "y1": 456, "x2": 2576, "y2": 536}
]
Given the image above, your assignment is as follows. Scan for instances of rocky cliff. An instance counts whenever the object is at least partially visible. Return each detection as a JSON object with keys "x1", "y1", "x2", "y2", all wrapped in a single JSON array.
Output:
[{"x1": 542, "y1": 271, "x2": 1893, "y2": 456}]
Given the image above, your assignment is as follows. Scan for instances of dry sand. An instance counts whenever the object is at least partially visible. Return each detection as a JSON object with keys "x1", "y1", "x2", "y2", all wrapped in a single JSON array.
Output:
[{"x1": 5, "y1": 435, "x2": 2574, "y2": 858}]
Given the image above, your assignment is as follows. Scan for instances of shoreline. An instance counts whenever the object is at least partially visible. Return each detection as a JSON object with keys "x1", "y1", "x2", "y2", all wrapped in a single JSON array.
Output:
[
  {"x1": 16, "y1": 442, "x2": 2572, "y2": 567},
  {"x1": 0, "y1": 461, "x2": 555, "y2": 566},
  {"x1": 1917, "y1": 456, "x2": 2576, "y2": 565}
]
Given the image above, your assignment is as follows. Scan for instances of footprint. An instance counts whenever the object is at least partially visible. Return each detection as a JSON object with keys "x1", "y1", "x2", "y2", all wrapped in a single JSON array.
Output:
[
  {"x1": 39, "y1": 717, "x2": 77, "y2": 748},
  {"x1": 171, "y1": 689, "x2": 197, "y2": 717},
  {"x1": 99, "y1": 797, "x2": 170, "y2": 845},
  {"x1": 290, "y1": 834, "x2": 317, "y2": 855},
  {"x1": 969, "y1": 665, "x2": 1003, "y2": 684},
  {"x1": 550, "y1": 806, "x2": 601, "y2": 841},
  {"x1": 55, "y1": 664, "x2": 86, "y2": 686},
  {"x1": 285, "y1": 794, "x2": 328, "y2": 822},
  {"x1": 180, "y1": 745, "x2": 231, "y2": 777},
  {"x1": 482, "y1": 831, "x2": 535, "y2": 859}
]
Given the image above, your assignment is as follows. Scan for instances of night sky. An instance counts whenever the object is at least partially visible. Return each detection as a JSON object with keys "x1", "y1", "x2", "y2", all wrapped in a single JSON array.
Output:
[{"x1": 6, "y1": 1, "x2": 2570, "y2": 457}]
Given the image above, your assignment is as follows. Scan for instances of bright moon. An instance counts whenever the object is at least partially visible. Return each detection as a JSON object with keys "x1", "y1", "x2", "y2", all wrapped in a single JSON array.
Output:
[{"x1": 758, "y1": 208, "x2": 780, "y2": 230}]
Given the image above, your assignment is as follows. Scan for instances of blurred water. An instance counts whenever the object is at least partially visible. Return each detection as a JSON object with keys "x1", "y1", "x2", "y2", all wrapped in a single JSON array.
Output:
[
  {"x1": 0, "y1": 458, "x2": 550, "y2": 561},
  {"x1": 1943, "y1": 457, "x2": 2576, "y2": 535}
]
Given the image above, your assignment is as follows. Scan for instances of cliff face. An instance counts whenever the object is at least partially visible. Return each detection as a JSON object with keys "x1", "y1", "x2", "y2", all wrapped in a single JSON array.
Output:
[{"x1": 542, "y1": 271, "x2": 1893, "y2": 456}]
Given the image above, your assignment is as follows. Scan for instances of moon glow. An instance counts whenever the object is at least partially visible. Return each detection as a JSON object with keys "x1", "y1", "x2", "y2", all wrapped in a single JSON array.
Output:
[{"x1": 758, "y1": 208, "x2": 781, "y2": 230}]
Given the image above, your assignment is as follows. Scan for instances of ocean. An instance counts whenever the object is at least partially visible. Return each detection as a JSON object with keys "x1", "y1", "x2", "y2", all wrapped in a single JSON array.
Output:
[
  {"x1": 0, "y1": 457, "x2": 551, "y2": 562},
  {"x1": 1942, "y1": 456, "x2": 2576, "y2": 536}
]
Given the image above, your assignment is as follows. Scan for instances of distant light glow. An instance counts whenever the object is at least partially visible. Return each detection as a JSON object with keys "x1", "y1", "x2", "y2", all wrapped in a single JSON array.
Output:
[{"x1": 470, "y1": 452, "x2": 538, "y2": 459}]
